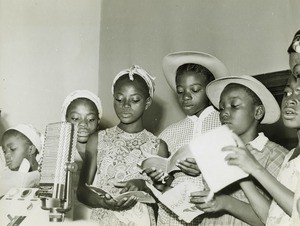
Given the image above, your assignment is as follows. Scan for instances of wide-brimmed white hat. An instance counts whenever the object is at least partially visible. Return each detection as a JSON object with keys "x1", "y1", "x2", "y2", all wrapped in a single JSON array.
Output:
[
  {"x1": 206, "y1": 75, "x2": 280, "y2": 124},
  {"x1": 162, "y1": 51, "x2": 230, "y2": 91}
]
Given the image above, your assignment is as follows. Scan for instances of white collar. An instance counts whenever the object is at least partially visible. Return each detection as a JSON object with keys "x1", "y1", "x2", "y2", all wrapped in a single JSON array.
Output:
[
  {"x1": 187, "y1": 106, "x2": 215, "y2": 122},
  {"x1": 247, "y1": 132, "x2": 269, "y2": 152}
]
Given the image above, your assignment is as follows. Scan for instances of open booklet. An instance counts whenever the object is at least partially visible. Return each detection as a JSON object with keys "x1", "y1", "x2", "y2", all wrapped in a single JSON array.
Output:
[
  {"x1": 147, "y1": 181, "x2": 204, "y2": 223},
  {"x1": 189, "y1": 125, "x2": 249, "y2": 199},
  {"x1": 138, "y1": 144, "x2": 193, "y2": 174},
  {"x1": 85, "y1": 183, "x2": 156, "y2": 203}
]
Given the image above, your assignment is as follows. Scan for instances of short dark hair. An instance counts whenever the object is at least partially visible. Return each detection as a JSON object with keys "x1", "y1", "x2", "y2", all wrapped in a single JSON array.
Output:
[
  {"x1": 224, "y1": 83, "x2": 263, "y2": 106},
  {"x1": 176, "y1": 63, "x2": 214, "y2": 84}
]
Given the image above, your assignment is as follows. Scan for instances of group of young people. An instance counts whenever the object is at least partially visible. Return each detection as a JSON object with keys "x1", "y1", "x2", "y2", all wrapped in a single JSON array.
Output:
[{"x1": 1, "y1": 30, "x2": 300, "y2": 226}]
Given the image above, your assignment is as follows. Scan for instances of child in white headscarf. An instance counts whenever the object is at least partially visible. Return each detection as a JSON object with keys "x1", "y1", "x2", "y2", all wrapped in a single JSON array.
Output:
[
  {"x1": 77, "y1": 65, "x2": 169, "y2": 226},
  {"x1": 0, "y1": 124, "x2": 43, "y2": 196},
  {"x1": 61, "y1": 90, "x2": 102, "y2": 220}
]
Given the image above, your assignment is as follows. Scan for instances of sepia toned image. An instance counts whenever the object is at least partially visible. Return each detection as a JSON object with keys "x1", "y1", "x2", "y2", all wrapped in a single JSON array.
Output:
[{"x1": 0, "y1": 0, "x2": 300, "y2": 225}]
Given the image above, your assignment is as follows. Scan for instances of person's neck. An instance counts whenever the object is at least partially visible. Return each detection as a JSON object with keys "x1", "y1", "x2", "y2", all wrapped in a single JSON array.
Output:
[
  {"x1": 239, "y1": 129, "x2": 258, "y2": 144},
  {"x1": 194, "y1": 105, "x2": 209, "y2": 117},
  {"x1": 28, "y1": 158, "x2": 39, "y2": 171},
  {"x1": 76, "y1": 142, "x2": 87, "y2": 160},
  {"x1": 118, "y1": 121, "x2": 144, "y2": 133}
]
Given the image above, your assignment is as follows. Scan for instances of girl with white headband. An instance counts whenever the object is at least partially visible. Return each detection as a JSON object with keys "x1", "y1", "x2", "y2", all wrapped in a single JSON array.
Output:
[
  {"x1": 61, "y1": 90, "x2": 102, "y2": 220},
  {"x1": 77, "y1": 65, "x2": 168, "y2": 226},
  {"x1": 0, "y1": 124, "x2": 43, "y2": 196}
]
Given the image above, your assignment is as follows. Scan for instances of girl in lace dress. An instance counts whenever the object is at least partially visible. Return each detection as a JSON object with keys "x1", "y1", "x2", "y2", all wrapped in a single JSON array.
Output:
[{"x1": 77, "y1": 65, "x2": 169, "y2": 226}]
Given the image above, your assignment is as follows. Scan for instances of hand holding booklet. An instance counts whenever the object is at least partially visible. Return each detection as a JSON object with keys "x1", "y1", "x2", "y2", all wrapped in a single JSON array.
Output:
[
  {"x1": 189, "y1": 125, "x2": 249, "y2": 198},
  {"x1": 138, "y1": 144, "x2": 193, "y2": 174},
  {"x1": 86, "y1": 183, "x2": 156, "y2": 203}
]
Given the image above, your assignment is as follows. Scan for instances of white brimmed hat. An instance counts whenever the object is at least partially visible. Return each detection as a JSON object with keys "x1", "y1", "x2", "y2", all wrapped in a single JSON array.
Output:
[
  {"x1": 162, "y1": 51, "x2": 230, "y2": 91},
  {"x1": 206, "y1": 75, "x2": 280, "y2": 124}
]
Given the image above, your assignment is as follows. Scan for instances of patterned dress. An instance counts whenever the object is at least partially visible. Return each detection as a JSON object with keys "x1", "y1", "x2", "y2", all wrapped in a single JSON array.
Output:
[
  {"x1": 91, "y1": 126, "x2": 159, "y2": 226},
  {"x1": 266, "y1": 149, "x2": 300, "y2": 226},
  {"x1": 157, "y1": 106, "x2": 221, "y2": 226}
]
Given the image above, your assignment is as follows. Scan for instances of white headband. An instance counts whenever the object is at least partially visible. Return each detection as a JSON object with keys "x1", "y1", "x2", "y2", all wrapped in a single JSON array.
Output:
[
  {"x1": 111, "y1": 65, "x2": 156, "y2": 98},
  {"x1": 6, "y1": 124, "x2": 44, "y2": 164},
  {"x1": 61, "y1": 90, "x2": 103, "y2": 121}
]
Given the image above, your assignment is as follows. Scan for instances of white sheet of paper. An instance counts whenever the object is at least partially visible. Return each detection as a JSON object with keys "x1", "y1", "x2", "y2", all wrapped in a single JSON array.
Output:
[
  {"x1": 147, "y1": 181, "x2": 203, "y2": 223},
  {"x1": 189, "y1": 125, "x2": 248, "y2": 193}
]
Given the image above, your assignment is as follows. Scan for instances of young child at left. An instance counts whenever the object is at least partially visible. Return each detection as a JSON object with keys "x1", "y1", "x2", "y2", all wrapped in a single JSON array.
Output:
[
  {"x1": 77, "y1": 65, "x2": 169, "y2": 226},
  {"x1": 0, "y1": 123, "x2": 43, "y2": 196},
  {"x1": 190, "y1": 75, "x2": 288, "y2": 226},
  {"x1": 61, "y1": 90, "x2": 102, "y2": 220}
]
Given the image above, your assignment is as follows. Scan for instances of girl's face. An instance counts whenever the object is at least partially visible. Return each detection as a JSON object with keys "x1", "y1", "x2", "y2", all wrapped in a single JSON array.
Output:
[
  {"x1": 2, "y1": 135, "x2": 30, "y2": 171},
  {"x1": 281, "y1": 75, "x2": 300, "y2": 129},
  {"x1": 66, "y1": 99, "x2": 99, "y2": 143},
  {"x1": 175, "y1": 72, "x2": 210, "y2": 116},
  {"x1": 219, "y1": 86, "x2": 259, "y2": 140},
  {"x1": 113, "y1": 79, "x2": 151, "y2": 126}
]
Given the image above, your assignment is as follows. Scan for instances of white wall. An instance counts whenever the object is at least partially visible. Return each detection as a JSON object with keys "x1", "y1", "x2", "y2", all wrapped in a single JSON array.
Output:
[
  {"x1": 0, "y1": 0, "x2": 101, "y2": 136},
  {"x1": 98, "y1": 0, "x2": 300, "y2": 135},
  {"x1": 1, "y1": 0, "x2": 300, "y2": 144}
]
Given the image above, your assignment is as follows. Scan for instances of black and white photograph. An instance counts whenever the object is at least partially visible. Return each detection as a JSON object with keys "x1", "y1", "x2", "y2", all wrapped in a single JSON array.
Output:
[{"x1": 0, "y1": 1, "x2": 300, "y2": 225}]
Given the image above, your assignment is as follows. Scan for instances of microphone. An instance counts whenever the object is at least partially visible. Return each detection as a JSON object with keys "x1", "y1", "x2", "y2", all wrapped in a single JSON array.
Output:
[{"x1": 38, "y1": 122, "x2": 78, "y2": 222}]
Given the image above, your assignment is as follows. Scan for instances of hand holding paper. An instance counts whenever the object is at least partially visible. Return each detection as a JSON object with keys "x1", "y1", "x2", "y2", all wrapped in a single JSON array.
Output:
[
  {"x1": 138, "y1": 144, "x2": 193, "y2": 174},
  {"x1": 224, "y1": 139, "x2": 263, "y2": 176},
  {"x1": 189, "y1": 125, "x2": 249, "y2": 196}
]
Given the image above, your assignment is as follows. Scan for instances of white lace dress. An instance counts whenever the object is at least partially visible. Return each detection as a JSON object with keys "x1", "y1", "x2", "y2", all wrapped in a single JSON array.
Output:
[{"x1": 90, "y1": 126, "x2": 159, "y2": 226}]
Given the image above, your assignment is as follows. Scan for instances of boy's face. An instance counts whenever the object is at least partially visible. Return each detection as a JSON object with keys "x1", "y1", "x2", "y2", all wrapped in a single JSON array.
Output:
[
  {"x1": 66, "y1": 99, "x2": 99, "y2": 143},
  {"x1": 219, "y1": 86, "x2": 259, "y2": 138},
  {"x1": 175, "y1": 72, "x2": 210, "y2": 116},
  {"x1": 281, "y1": 75, "x2": 300, "y2": 129},
  {"x1": 113, "y1": 79, "x2": 151, "y2": 125},
  {"x1": 2, "y1": 135, "x2": 30, "y2": 171}
]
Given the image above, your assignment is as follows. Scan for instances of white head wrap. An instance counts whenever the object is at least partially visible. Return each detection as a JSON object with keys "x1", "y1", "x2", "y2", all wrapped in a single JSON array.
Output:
[
  {"x1": 61, "y1": 90, "x2": 103, "y2": 121},
  {"x1": 6, "y1": 124, "x2": 44, "y2": 162},
  {"x1": 111, "y1": 65, "x2": 156, "y2": 98}
]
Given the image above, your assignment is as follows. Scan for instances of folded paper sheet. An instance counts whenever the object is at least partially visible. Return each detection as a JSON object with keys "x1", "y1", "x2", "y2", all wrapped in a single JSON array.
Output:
[
  {"x1": 147, "y1": 181, "x2": 203, "y2": 223},
  {"x1": 189, "y1": 125, "x2": 248, "y2": 194}
]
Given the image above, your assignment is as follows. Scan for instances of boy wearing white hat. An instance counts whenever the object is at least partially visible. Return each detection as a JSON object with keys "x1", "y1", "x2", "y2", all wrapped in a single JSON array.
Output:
[
  {"x1": 190, "y1": 75, "x2": 288, "y2": 225},
  {"x1": 154, "y1": 51, "x2": 230, "y2": 225},
  {"x1": 0, "y1": 124, "x2": 43, "y2": 196}
]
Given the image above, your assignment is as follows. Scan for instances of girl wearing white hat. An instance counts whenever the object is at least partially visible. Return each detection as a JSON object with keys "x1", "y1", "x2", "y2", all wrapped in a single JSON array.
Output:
[
  {"x1": 155, "y1": 51, "x2": 230, "y2": 225},
  {"x1": 61, "y1": 90, "x2": 102, "y2": 220},
  {"x1": 0, "y1": 124, "x2": 43, "y2": 195}
]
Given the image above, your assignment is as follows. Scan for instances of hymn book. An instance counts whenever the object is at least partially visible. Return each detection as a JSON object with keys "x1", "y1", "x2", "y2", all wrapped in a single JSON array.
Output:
[
  {"x1": 138, "y1": 144, "x2": 193, "y2": 174},
  {"x1": 86, "y1": 183, "x2": 156, "y2": 204}
]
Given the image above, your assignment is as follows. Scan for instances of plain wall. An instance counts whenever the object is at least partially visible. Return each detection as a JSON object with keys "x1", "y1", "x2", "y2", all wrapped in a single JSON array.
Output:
[
  {"x1": 0, "y1": 0, "x2": 101, "y2": 137},
  {"x1": 98, "y1": 0, "x2": 300, "y2": 148},
  {"x1": 1, "y1": 0, "x2": 300, "y2": 149}
]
